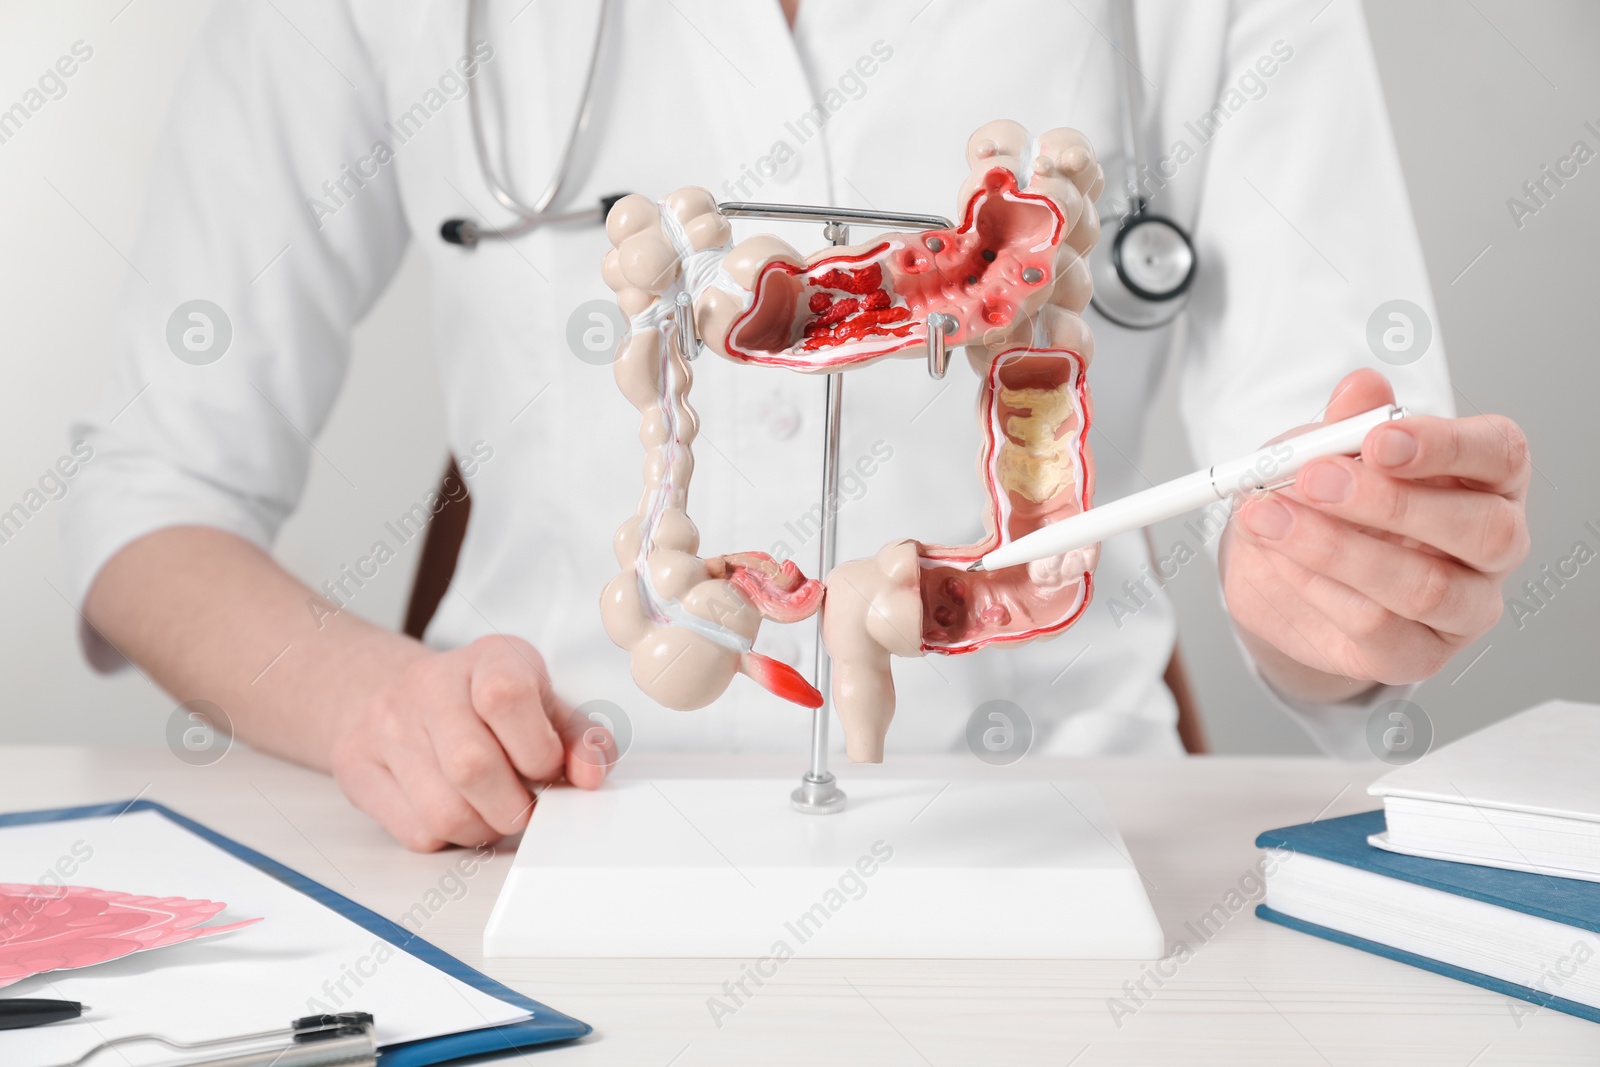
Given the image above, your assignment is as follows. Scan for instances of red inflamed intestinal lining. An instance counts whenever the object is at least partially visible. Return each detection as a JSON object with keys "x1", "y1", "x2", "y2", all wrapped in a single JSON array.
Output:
[
  {"x1": 726, "y1": 168, "x2": 1065, "y2": 368},
  {"x1": 801, "y1": 265, "x2": 914, "y2": 351}
]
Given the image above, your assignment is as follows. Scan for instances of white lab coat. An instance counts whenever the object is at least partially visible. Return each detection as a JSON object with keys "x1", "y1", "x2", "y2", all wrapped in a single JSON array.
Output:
[{"x1": 63, "y1": 0, "x2": 1452, "y2": 759}]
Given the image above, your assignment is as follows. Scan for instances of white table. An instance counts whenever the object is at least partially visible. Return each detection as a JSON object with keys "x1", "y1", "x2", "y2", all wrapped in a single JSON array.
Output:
[{"x1": 4, "y1": 746, "x2": 1597, "y2": 1066}]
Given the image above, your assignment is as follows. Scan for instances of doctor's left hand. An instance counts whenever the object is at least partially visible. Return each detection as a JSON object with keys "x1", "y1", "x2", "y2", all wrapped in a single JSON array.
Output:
[{"x1": 1221, "y1": 369, "x2": 1531, "y2": 705}]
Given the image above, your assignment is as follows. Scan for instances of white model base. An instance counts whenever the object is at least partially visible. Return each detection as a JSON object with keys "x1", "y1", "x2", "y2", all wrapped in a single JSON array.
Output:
[{"x1": 484, "y1": 777, "x2": 1164, "y2": 959}]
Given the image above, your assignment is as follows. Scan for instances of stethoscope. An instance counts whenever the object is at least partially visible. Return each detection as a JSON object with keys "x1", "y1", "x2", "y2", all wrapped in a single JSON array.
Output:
[
  {"x1": 1085, "y1": 0, "x2": 1196, "y2": 329},
  {"x1": 437, "y1": 0, "x2": 624, "y2": 244},
  {"x1": 440, "y1": 0, "x2": 1196, "y2": 330}
]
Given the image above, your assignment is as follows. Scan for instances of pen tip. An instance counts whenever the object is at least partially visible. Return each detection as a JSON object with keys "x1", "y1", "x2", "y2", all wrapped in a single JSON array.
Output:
[{"x1": 967, "y1": 560, "x2": 985, "y2": 573}]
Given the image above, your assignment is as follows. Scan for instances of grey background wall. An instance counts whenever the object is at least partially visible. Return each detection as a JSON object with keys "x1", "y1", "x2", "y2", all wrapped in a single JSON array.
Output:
[{"x1": 0, "y1": 0, "x2": 1594, "y2": 752}]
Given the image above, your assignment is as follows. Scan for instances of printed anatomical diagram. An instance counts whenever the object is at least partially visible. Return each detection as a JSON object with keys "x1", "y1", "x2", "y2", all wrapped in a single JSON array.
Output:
[{"x1": 600, "y1": 121, "x2": 1102, "y2": 762}]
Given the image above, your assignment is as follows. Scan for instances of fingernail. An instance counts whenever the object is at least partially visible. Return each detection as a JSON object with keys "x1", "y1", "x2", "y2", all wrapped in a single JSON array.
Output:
[
  {"x1": 1301, "y1": 462, "x2": 1353, "y2": 504},
  {"x1": 1243, "y1": 497, "x2": 1293, "y2": 540},
  {"x1": 1372, "y1": 427, "x2": 1417, "y2": 468}
]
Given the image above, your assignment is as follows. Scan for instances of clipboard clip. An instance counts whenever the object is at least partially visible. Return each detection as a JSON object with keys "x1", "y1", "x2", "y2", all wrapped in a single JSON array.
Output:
[{"x1": 46, "y1": 1011, "x2": 377, "y2": 1067}]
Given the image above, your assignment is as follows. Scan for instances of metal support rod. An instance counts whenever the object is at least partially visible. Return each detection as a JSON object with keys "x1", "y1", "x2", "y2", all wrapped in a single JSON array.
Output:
[
  {"x1": 708, "y1": 201, "x2": 953, "y2": 815},
  {"x1": 720, "y1": 202, "x2": 952, "y2": 232},
  {"x1": 793, "y1": 219, "x2": 852, "y2": 815},
  {"x1": 796, "y1": 366, "x2": 847, "y2": 801}
]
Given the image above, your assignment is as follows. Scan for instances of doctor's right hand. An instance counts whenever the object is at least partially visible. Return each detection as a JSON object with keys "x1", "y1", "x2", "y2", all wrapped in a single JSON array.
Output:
[{"x1": 330, "y1": 635, "x2": 615, "y2": 852}]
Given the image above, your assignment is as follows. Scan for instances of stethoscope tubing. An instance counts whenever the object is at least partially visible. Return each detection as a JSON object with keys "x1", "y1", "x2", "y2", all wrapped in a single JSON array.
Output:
[
  {"x1": 443, "y1": 0, "x2": 616, "y2": 243},
  {"x1": 444, "y1": 0, "x2": 1196, "y2": 332}
]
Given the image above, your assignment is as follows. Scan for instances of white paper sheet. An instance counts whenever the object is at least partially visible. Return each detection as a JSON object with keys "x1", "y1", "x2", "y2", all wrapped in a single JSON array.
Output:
[{"x1": 0, "y1": 810, "x2": 529, "y2": 1066}]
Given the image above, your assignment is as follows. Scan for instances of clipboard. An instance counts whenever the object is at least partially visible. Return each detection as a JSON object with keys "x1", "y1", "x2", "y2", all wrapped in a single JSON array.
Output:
[{"x1": 0, "y1": 799, "x2": 591, "y2": 1066}]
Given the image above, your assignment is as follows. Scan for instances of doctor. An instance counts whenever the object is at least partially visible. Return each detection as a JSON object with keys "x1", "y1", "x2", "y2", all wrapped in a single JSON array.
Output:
[{"x1": 64, "y1": 0, "x2": 1530, "y2": 851}]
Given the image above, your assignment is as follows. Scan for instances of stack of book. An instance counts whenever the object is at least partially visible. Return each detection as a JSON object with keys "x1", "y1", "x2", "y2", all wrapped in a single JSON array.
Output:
[{"x1": 1256, "y1": 699, "x2": 1600, "y2": 1023}]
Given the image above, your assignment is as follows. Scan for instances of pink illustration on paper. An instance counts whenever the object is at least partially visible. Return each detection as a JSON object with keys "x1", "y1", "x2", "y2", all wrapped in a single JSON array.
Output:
[{"x1": 0, "y1": 883, "x2": 261, "y2": 987}]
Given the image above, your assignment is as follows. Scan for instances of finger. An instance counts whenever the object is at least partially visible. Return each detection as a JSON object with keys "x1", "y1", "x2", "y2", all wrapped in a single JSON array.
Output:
[
  {"x1": 1259, "y1": 369, "x2": 1396, "y2": 448},
  {"x1": 1223, "y1": 544, "x2": 1364, "y2": 680},
  {"x1": 335, "y1": 753, "x2": 446, "y2": 853},
  {"x1": 535, "y1": 690, "x2": 618, "y2": 789},
  {"x1": 1361, "y1": 413, "x2": 1532, "y2": 499},
  {"x1": 423, "y1": 698, "x2": 537, "y2": 837},
  {"x1": 1249, "y1": 542, "x2": 1457, "y2": 685},
  {"x1": 378, "y1": 713, "x2": 501, "y2": 847},
  {"x1": 467, "y1": 636, "x2": 566, "y2": 783},
  {"x1": 1237, "y1": 494, "x2": 1500, "y2": 636},
  {"x1": 565, "y1": 745, "x2": 612, "y2": 789},
  {"x1": 1294, "y1": 456, "x2": 1528, "y2": 573},
  {"x1": 1322, "y1": 368, "x2": 1396, "y2": 424},
  {"x1": 561, "y1": 707, "x2": 618, "y2": 790}
]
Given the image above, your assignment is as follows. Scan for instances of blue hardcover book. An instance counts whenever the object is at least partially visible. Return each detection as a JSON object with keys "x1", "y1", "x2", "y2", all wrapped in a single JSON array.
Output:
[{"x1": 1255, "y1": 810, "x2": 1600, "y2": 1025}]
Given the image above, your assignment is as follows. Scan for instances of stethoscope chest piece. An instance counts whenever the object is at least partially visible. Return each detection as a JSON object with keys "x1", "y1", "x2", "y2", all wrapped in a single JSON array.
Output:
[{"x1": 1089, "y1": 197, "x2": 1197, "y2": 330}]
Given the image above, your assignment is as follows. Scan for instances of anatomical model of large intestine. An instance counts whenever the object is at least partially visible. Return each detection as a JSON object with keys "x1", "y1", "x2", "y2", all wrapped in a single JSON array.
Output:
[{"x1": 600, "y1": 120, "x2": 1103, "y2": 763}]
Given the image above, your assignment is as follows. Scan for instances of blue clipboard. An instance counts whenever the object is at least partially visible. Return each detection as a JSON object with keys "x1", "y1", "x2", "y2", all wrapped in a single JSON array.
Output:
[{"x1": 0, "y1": 799, "x2": 591, "y2": 1065}]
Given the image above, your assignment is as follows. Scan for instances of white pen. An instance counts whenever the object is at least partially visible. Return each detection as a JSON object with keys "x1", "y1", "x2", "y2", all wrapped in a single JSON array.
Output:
[{"x1": 968, "y1": 404, "x2": 1408, "y2": 573}]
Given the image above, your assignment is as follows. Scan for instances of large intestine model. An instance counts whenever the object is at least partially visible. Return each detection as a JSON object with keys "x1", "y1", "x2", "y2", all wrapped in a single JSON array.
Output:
[{"x1": 600, "y1": 120, "x2": 1103, "y2": 763}]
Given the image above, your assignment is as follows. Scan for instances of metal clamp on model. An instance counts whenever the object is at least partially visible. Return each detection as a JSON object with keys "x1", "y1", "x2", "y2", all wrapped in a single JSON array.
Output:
[
  {"x1": 674, "y1": 291, "x2": 699, "y2": 360},
  {"x1": 926, "y1": 312, "x2": 956, "y2": 379},
  {"x1": 45, "y1": 1012, "x2": 378, "y2": 1067}
]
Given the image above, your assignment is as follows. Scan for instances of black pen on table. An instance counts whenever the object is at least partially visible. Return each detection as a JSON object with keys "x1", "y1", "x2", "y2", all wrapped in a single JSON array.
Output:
[{"x1": 0, "y1": 999, "x2": 89, "y2": 1029}]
